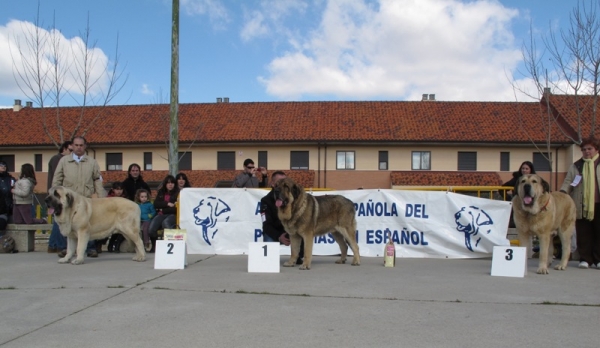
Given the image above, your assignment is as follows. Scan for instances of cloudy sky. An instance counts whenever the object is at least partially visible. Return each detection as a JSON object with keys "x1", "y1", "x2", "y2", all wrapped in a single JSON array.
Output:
[{"x1": 0, "y1": 0, "x2": 576, "y2": 107}]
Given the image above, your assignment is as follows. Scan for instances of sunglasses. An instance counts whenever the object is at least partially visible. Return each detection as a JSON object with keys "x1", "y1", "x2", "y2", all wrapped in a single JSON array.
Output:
[{"x1": 246, "y1": 166, "x2": 255, "y2": 169}]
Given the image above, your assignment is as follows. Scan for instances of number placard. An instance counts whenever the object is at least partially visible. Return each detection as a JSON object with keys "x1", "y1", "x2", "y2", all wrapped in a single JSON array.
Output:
[
  {"x1": 248, "y1": 242, "x2": 280, "y2": 273},
  {"x1": 491, "y1": 246, "x2": 527, "y2": 277},
  {"x1": 154, "y1": 240, "x2": 186, "y2": 270}
]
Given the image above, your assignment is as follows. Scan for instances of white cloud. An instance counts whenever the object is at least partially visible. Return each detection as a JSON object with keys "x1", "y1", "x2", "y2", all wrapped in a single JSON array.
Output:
[
  {"x1": 257, "y1": 0, "x2": 525, "y2": 101},
  {"x1": 141, "y1": 84, "x2": 154, "y2": 96},
  {"x1": 181, "y1": 0, "x2": 230, "y2": 28},
  {"x1": 0, "y1": 19, "x2": 112, "y2": 106},
  {"x1": 240, "y1": 0, "x2": 309, "y2": 42}
]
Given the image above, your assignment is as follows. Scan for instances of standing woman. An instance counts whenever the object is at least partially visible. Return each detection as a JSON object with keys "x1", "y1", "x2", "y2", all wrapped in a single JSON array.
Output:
[
  {"x1": 12, "y1": 163, "x2": 46, "y2": 224},
  {"x1": 560, "y1": 137, "x2": 600, "y2": 269},
  {"x1": 502, "y1": 161, "x2": 536, "y2": 201},
  {"x1": 122, "y1": 163, "x2": 151, "y2": 201},
  {"x1": 148, "y1": 175, "x2": 179, "y2": 252}
]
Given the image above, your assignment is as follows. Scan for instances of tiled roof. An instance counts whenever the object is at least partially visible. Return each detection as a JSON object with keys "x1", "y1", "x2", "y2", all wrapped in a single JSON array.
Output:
[
  {"x1": 391, "y1": 171, "x2": 503, "y2": 186},
  {"x1": 0, "y1": 99, "x2": 582, "y2": 146},
  {"x1": 101, "y1": 170, "x2": 315, "y2": 189}
]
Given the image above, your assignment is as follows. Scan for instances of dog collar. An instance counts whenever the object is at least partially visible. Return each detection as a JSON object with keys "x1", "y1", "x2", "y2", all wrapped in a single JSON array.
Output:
[{"x1": 540, "y1": 197, "x2": 550, "y2": 212}]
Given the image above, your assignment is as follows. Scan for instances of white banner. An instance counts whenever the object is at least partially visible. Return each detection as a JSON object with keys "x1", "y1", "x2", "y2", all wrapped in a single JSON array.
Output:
[{"x1": 179, "y1": 188, "x2": 511, "y2": 258}]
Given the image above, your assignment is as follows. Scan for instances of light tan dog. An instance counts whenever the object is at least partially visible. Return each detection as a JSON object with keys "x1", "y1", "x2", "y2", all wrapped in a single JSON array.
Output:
[
  {"x1": 512, "y1": 174, "x2": 576, "y2": 274},
  {"x1": 274, "y1": 178, "x2": 360, "y2": 270},
  {"x1": 45, "y1": 186, "x2": 146, "y2": 265}
]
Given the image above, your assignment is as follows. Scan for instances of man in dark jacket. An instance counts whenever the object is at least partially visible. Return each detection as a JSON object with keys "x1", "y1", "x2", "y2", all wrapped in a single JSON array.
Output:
[
  {"x1": 0, "y1": 161, "x2": 15, "y2": 216},
  {"x1": 47, "y1": 141, "x2": 72, "y2": 253},
  {"x1": 122, "y1": 163, "x2": 151, "y2": 201},
  {"x1": 260, "y1": 171, "x2": 303, "y2": 263}
]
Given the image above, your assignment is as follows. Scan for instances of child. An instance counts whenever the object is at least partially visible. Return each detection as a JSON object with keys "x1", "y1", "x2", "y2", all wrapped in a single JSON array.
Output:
[
  {"x1": 106, "y1": 182, "x2": 128, "y2": 253},
  {"x1": 12, "y1": 163, "x2": 46, "y2": 224},
  {"x1": 108, "y1": 181, "x2": 128, "y2": 198},
  {"x1": 135, "y1": 188, "x2": 156, "y2": 251}
]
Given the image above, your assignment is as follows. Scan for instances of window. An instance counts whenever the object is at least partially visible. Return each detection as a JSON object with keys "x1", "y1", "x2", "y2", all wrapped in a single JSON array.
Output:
[
  {"x1": 412, "y1": 151, "x2": 431, "y2": 170},
  {"x1": 336, "y1": 151, "x2": 355, "y2": 170},
  {"x1": 533, "y1": 152, "x2": 551, "y2": 171},
  {"x1": 0, "y1": 155, "x2": 15, "y2": 172},
  {"x1": 457, "y1": 152, "x2": 477, "y2": 171},
  {"x1": 379, "y1": 151, "x2": 388, "y2": 170},
  {"x1": 144, "y1": 152, "x2": 153, "y2": 171},
  {"x1": 290, "y1": 151, "x2": 309, "y2": 170},
  {"x1": 178, "y1": 152, "x2": 192, "y2": 170},
  {"x1": 106, "y1": 153, "x2": 123, "y2": 171},
  {"x1": 35, "y1": 154, "x2": 42, "y2": 172},
  {"x1": 217, "y1": 151, "x2": 235, "y2": 170},
  {"x1": 500, "y1": 152, "x2": 510, "y2": 171},
  {"x1": 258, "y1": 151, "x2": 268, "y2": 169}
]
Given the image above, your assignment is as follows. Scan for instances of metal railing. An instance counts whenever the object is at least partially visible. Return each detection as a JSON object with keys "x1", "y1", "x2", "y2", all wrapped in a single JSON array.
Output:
[{"x1": 394, "y1": 186, "x2": 514, "y2": 201}]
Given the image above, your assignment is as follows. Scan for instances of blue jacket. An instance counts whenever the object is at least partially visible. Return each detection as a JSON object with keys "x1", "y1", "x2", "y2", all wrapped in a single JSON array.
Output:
[{"x1": 139, "y1": 201, "x2": 156, "y2": 222}]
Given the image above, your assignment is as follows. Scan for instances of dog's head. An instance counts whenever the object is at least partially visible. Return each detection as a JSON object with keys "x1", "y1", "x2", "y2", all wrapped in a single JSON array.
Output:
[
  {"x1": 273, "y1": 177, "x2": 303, "y2": 210},
  {"x1": 45, "y1": 186, "x2": 75, "y2": 217},
  {"x1": 514, "y1": 174, "x2": 550, "y2": 210}
]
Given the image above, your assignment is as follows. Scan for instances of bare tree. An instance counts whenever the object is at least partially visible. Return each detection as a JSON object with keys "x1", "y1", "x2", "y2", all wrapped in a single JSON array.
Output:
[
  {"x1": 511, "y1": 0, "x2": 600, "y2": 188},
  {"x1": 9, "y1": 2, "x2": 128, "y2": 148}
]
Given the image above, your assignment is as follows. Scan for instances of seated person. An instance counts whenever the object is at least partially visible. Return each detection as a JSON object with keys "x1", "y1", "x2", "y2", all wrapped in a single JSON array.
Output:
[{"x1": 148, "y1": 175, "x2": 179, "y2": 252}]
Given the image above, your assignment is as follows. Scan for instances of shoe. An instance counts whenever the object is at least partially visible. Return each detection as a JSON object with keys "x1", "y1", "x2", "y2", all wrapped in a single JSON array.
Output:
[
  {"x1": 145, "y1": 243, "x2": 152, "y2": 252},
  {"x1": 57, "y1": 250, "x2": 67, "y2": 258},
  {"x1": 47, "y1": 247, "x2": 59, "y2": 253},
  {"x1": 591, "y1": 263, "x2": 599, "y2": 269},
  {"x1": 87, "y1": 250, "x2": 98, "y2": 258},
  {"x1": 578, "y1": 261, "x2": 589, "y2": 269}
]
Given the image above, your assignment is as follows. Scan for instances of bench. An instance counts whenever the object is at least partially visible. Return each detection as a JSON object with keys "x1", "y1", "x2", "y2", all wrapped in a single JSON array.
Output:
[{"x1": 5, "y1": 224, "x2": 53, "y2": 252}]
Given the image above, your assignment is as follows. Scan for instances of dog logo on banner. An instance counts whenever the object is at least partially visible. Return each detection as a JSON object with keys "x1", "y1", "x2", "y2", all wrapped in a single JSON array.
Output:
[
  {"x1": 193, "y1": 196, "x2": 232, "y2": 245},
  {"x1": 454, "y1": 206, "x2": 493, "y2": 252}
]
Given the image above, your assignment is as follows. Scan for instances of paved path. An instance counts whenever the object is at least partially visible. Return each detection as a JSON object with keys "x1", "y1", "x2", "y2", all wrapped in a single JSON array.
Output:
[{"x1": 0, "y1": 250, "x2": 598, "y2": 348}]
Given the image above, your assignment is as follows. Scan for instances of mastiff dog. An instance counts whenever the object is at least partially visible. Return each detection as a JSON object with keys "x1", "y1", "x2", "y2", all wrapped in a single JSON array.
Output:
[
  {"x1": 46, "y1": 186, "x2": 146, "y2": 265},
  {"x1": 512, "y1": 174, "x2": 576, "y2": 274},
  {"x1": 274, "y1": 178, "x2": 360, "y2": 270}
]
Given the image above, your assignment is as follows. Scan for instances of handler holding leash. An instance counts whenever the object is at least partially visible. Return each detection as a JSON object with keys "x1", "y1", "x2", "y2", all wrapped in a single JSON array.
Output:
[
  {"x1": 260, "y1": 171, "x2": 303, "y2": 264},
  {"x1": 52, "y1": 136, "x2": 106, "y2": 258}
]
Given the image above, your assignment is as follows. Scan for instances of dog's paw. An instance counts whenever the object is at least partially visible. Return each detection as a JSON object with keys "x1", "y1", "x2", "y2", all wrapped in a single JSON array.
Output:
[
  {"x1": 132, "y1": 255, "x2": 146, "y2": 262},
  {"x1": 335, "y1": 259, "x2": 346, "y2": 264},
  {"x1": 351, "y1": 261, "x2": 360, "y2": 266},
  {"x1": 299, "y1": 264, "x2": 311, "y2": 270},
  {"x1": 554, "y1": 264, "x2": 567, "y2": 271},
  {"x1": 57, "y1": 257, "x2": 69, "y2": 264},
  {"x1": 283, "y1": 261, "x2": 296, "y2": 267},
  {"x1": 71, "y1": 259, "x2": 85, "y2": 265},
  {"x1": 536, "y1": 267, "x2": 549, "y2": 274}
]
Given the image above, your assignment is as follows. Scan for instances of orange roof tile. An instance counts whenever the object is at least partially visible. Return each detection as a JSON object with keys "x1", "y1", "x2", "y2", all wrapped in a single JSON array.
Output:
[
  {"x1": 391, "y1": 171, "x2": 503, "y2": 186},
  {"x1": 0, "y1": 100, "x2": 582, "y2": 146}
]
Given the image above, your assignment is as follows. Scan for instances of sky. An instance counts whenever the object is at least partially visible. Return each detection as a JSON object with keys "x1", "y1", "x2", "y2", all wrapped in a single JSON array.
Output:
[{"x1": 0, "y1": 0, "x2": 579, "y2": 108}]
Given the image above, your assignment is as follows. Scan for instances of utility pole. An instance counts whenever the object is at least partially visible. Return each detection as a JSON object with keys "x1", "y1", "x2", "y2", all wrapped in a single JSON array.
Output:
[{"x1": 169, "y1": 0, "x2": 179, "y2": 176}]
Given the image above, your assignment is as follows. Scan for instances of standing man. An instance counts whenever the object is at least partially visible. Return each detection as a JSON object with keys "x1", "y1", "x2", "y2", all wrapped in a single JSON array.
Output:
[
  {"x1": 260, "y1": 171, "x2": 303, "y2": 264},
  {"x1": 52, "y1": 136, "x2": 105, "y2": 258},
  {"x1": 232, "y1": 158, "x2": 268, "y2": 188},
  {"x1": 47, "y1": 141, "x2": 72, "y2": 253}
]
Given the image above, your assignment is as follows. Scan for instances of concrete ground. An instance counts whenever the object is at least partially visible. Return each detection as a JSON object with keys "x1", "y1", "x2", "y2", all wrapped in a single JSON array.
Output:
[{"x1": 0, "y1": 242, "x2": 598, "y2": 348}]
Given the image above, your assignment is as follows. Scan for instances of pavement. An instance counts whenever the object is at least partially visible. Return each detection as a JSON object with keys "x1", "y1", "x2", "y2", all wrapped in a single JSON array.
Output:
[{"x1": 0, "y1": 246, "x2": 598, "y2": 348}]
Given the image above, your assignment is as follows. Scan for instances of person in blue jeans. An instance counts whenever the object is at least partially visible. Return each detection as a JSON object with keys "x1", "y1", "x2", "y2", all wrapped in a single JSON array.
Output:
[{"x1": 47, "y1": 141, "x2": 72, "y2": 253}]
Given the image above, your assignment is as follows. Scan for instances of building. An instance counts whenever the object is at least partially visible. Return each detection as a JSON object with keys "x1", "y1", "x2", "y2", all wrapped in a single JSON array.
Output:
[{"x1": 0, "y1": 93, "x2": 595, "y2": 192}]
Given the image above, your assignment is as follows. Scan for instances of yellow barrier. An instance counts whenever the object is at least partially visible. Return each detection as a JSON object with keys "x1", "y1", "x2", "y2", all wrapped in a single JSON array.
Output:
[{"x1": 394, "y1": 186, "x2": 513, "y2": 201}]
